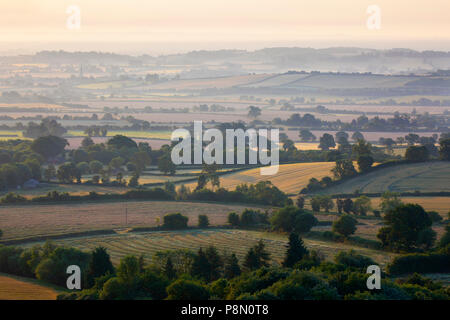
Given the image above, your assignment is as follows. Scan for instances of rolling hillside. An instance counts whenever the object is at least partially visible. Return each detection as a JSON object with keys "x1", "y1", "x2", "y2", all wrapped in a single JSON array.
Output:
[
  {"x1": 318, "y1": 161, "x2": 450, "y2": 195},
  {"x1": 182, "y1": 162, "x2": 336, "y2": 194}
]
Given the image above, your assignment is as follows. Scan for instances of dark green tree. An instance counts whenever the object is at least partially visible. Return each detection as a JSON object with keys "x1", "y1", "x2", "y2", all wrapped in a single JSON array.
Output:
[
  {"x1": 87, "y1": 247, "x2": 115, "y2": 287},
  {"x1": 164, "y1": 257, "x2": 176, "y2": 280},
  {"x1": 405, "y1": 145, "x2": 429, "y2": 162},
  {"x1": 31, "y1": 136, "x2": 68, "y2": 159},
  {"x1": 244, "y1": 240, "x2": 270, "y2": 271},
  {"x1": 332, "y1": 159, "x2": 357, "y2": 180},
  {"x1": 163, "y1": 213, "x2": 188, "y2": 229},
  {"x1": 319, "y1": 133, "x2": 336, "y2": 151},
  {"x1": 224, "y1": 253, "x2": 241, "y2": 279},
  {"x1": 377, "y1": 204, "x2": 436, "y2": 251},
  {"x1": 191, "y1": 248, "x2": 212, "y2": 281},
  {"x1": 107, "y1": 135, "x2": 137, "y2": 149},
  {"x1": 283, "y1": 233, "x2": 309, "y2": 268},
  {"x1": 439, "y1": 138, "x2": 450, "y2": 160},
  {"x1": 228, "y1": 212, "x2": 240, "y2": 226},
  {"x1": 333, "y1": 214, "x2": 358, "y2": 237},
  {"x1": 198, "y1": 215, "x2": 209, "y2": 228},
  {"x1": 296, "y1": 196, "x2": 305, "y2": 209}
]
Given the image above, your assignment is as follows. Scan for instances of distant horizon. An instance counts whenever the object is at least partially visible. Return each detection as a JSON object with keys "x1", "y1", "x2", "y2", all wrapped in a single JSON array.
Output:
[{"x1": 1, "y1": 41, "x2": 450, "y2": 57}]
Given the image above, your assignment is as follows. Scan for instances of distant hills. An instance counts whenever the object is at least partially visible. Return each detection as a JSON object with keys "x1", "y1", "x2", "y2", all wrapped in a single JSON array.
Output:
[{"x1": 2, "y1": 47, "x2": 450, "y2": 74}]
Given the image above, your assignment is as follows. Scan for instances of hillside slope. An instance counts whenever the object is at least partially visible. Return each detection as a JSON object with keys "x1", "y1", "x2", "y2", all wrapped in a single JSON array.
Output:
[{"x1": 318, "y1": 161, "x2": 450, "y2": 195}]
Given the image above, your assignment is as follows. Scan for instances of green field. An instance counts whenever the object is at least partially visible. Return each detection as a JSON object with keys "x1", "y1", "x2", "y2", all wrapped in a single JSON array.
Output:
[{"x1": 319, "y1": 161, "x2": 450, "y2": 195}]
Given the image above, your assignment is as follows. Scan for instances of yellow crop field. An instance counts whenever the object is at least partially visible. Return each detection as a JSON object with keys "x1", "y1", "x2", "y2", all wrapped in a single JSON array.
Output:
[
  {"x1": 371, "y1": 197, "x2": 450, "y2": 215},
  {"x1": 0, "y1": 275, "x2": 58, "y2": 300},
  {"x1": 183, "y1": 162, "x2": 336, "y2": 194}
]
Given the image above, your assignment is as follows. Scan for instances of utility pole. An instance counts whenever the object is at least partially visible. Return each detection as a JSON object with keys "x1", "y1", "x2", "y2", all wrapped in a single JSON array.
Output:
[{"x1": 125, "y1": 204, "x2": 128, "y2": 226}]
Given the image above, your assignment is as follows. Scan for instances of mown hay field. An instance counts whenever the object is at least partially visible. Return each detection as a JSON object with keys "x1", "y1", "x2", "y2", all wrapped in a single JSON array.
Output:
[
  {"x1": 371, "y1": 197, "x2": 450, "y2": 215},
  {"x1": 319, "y1": 161, "x2": 450, "y2": 195},
  {"x1": 183, "y1": 162, "x2": 336, "y2": 194},
  {"x1": 25, "y1": 229, "x2": 396, "y2": 267},
  {"x1": 0, "y1": 183, "x2": 130, "y2": 198},
  {"x1": 0, "y1": 201, "x2": 269, "y2": 241},
  {"x1": 0, "y1": 274, "x2": 58, "y2": 300}
]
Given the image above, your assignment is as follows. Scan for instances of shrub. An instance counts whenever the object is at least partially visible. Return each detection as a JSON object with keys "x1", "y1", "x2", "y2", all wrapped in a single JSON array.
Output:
[
  {"x1": 239, "y1": 209, "x2": 268, "y2": 227},
  {"x1": 35, "y1": 247, "x2": 91, "y2": 287},
  {"x1": 405, "y1": 145, "x2": 429, "y2": 162},
  {"x1": 163, "y1": 213, "x2": 188, "y2": 229},
  {"x1": 387, "y1": 248, "x2": 450, "y2": 275},
  {"x1": 99, "y1": 277, "x2": 126, "y2": 300},
  {"x1": 166, "y1": 279, "x2": 210, "y2": 300},
  {"x1": 0, "y1": 192, "x2": 27, "y2": 204},
  {"x1": 334, "y1": 250, "x2": 376, "y2": 269},
  {"x1": 137, "y1": 270, "x2": 169, "y2": 300}
]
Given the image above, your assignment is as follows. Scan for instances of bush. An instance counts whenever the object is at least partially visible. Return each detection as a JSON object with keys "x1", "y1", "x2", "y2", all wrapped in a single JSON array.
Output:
[
  {"x1": 99, "y1": 277, "x2": 126, "y2": 300},
  {"x1": 166, "y1": 279, "x2": 210, "y2": 300},
  {"x1": 405, "y1": 145, "x2": 429, "y2": 162},
  {"x1": 332, "y1": 215, "x2": 357, "y2": 237},
  {"x1": 137, "y1": 270, "x2": 169, "y2": 300},
  {"x1": 334, "y1": 250, "x2": 376, "y2": 269},
  {"x1": 239, "y1": 209, "x2": 268, "y2": 227},
  {"x1": 387, "y1": 247, "x2": 450, "y2": 275},
  {"x1": 0, "y1": 192, "x2": 27, "y2": 204},
  {"x1": 163, "y1": 213, "x2": 188, "y2": 229},
  {"x1": 35, "y1": 247, "x2": 91, "y2": 287}
]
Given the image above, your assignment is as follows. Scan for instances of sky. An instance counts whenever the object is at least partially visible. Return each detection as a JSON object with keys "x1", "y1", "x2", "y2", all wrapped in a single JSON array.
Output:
[{"x1": 0, "y1": 0, "x2": 449, "y2": 54}]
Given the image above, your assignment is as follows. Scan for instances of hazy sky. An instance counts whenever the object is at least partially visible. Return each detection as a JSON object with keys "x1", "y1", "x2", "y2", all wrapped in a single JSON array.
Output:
[{"x1": 0, "y1": 0, "x2": 449, "y2": 54}]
